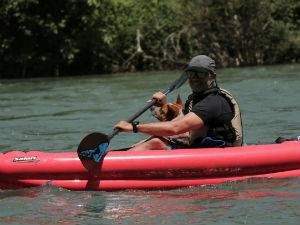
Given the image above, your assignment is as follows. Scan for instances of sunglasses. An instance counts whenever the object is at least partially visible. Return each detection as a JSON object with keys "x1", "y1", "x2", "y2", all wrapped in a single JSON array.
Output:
[{"x1": 186, "y1": 71, "x2": 209, "y2": 79}]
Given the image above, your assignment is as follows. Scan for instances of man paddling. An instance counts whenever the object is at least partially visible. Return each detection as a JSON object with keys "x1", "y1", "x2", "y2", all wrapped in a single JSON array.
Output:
[{"x1": 114, "y1": 55, "x2": 243, "y2": 150}]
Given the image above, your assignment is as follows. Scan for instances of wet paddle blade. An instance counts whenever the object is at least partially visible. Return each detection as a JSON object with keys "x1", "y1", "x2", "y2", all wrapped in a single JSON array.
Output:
[{"x1": 77, "y1": 132, "x2": 109, "y2": 161}]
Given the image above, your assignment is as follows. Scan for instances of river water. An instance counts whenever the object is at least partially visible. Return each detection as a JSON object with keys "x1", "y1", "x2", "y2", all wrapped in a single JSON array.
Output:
[{"x1": 0, "y1": 64, "x2": 299, "y2": 224}]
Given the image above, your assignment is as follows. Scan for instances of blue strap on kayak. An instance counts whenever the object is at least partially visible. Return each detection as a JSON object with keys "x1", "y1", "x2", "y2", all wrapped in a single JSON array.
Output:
[
  {"x1": 78, "y1": 142, "x2": 109, "y2": 162},
  {"x1": 167, "y1": 145, "x2": 173, "y2": 150},
  {"x1": 198, "y1": 137, "x2": 226, "y2": 148}
]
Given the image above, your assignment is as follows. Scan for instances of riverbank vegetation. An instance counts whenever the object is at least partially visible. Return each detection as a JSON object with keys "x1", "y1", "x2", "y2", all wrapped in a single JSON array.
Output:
[{"x1": 0, "y1": 0, "x2": 299, "y2": 78}]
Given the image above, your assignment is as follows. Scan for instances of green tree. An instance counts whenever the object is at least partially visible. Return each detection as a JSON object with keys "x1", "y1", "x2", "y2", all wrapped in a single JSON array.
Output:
[{"x1": 0, "y1": 0, "x2": 299, "y2": 78}]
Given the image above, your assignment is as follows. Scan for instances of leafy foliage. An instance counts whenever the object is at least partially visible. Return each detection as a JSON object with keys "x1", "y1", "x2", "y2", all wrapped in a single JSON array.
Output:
[{"x1": 0, "y1": 0, "x2": 299, "y2": 78}]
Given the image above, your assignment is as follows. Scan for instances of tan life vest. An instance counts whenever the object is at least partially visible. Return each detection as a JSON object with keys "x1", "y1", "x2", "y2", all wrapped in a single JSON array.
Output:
[{"x1": 187, "y1": 88, "x2": 243, "y2": 147}]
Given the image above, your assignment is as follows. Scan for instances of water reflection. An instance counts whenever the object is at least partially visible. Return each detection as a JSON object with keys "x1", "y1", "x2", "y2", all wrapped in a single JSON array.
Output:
[
  {"x1": 84, "y1": 179, "x2": 299, "y2": 224},
  {"x1": 0, "y1": 178, "x2": 299, "y2": 224}
]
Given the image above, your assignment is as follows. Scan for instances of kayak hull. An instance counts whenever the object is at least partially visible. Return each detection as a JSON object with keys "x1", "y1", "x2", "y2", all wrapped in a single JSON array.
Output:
[
  {"x1": 1, "y1": 170, "x2": 299, "y2": 191},
  {"x1": 1, "y1": 141, "x2": 299, "y2": 191}
]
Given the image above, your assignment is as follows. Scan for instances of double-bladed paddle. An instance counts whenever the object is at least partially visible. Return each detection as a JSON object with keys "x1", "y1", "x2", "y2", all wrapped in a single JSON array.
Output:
[{"x1": 77, "y1": 72, "x2": 187, "y2": 162}]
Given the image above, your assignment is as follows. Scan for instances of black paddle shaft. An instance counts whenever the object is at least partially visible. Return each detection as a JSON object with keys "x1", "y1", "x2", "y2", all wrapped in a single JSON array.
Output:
[
  {"x1": 77, "y1": 72, "x2": 187, "y2": 156},
  {"x1": 107, "y1": 74, "x2": 186, "y2": 141}
]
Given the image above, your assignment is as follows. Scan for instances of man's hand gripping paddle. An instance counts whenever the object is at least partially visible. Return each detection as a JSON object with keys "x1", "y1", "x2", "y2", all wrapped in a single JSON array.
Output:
[{"x1": 77, "y1": 73, "x2": 187, "y2": 162}]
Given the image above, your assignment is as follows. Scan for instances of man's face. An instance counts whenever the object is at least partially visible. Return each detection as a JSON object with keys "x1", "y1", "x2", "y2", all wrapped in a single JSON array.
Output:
[{"x1": 187, "y1": 71, "x2": 211, "y2": 93}]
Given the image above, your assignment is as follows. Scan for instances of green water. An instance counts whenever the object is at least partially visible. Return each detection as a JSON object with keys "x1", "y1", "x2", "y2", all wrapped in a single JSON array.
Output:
[{"x1": 0, "y1": 64, "x2": 299, "y2": 224}]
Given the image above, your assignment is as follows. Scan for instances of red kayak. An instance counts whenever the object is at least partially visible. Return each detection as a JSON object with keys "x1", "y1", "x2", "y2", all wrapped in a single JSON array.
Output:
[{"x1": 0, "y1": 141, "x2": 299, "y2": 191}]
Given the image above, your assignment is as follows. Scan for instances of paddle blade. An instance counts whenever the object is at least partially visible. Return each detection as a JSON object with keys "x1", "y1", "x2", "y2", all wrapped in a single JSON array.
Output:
[
  {"x1": 77, "y1": 132, "x2": 109, "y2": 162},
  {"x1": 174, "y1": 72, "x2": 188, "y2": 90},
  {"x1": 163, "y1": 72, "x2": 188, "y2": 95}
]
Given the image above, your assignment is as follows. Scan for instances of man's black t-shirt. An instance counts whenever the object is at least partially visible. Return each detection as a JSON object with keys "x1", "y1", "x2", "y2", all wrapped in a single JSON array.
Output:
[
  {"x1": 182, "y1": 89, "x2": 238, "y2": 146},
  {"x1": 191, "y1": 91, "x2": 234, "y2": 126}
]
